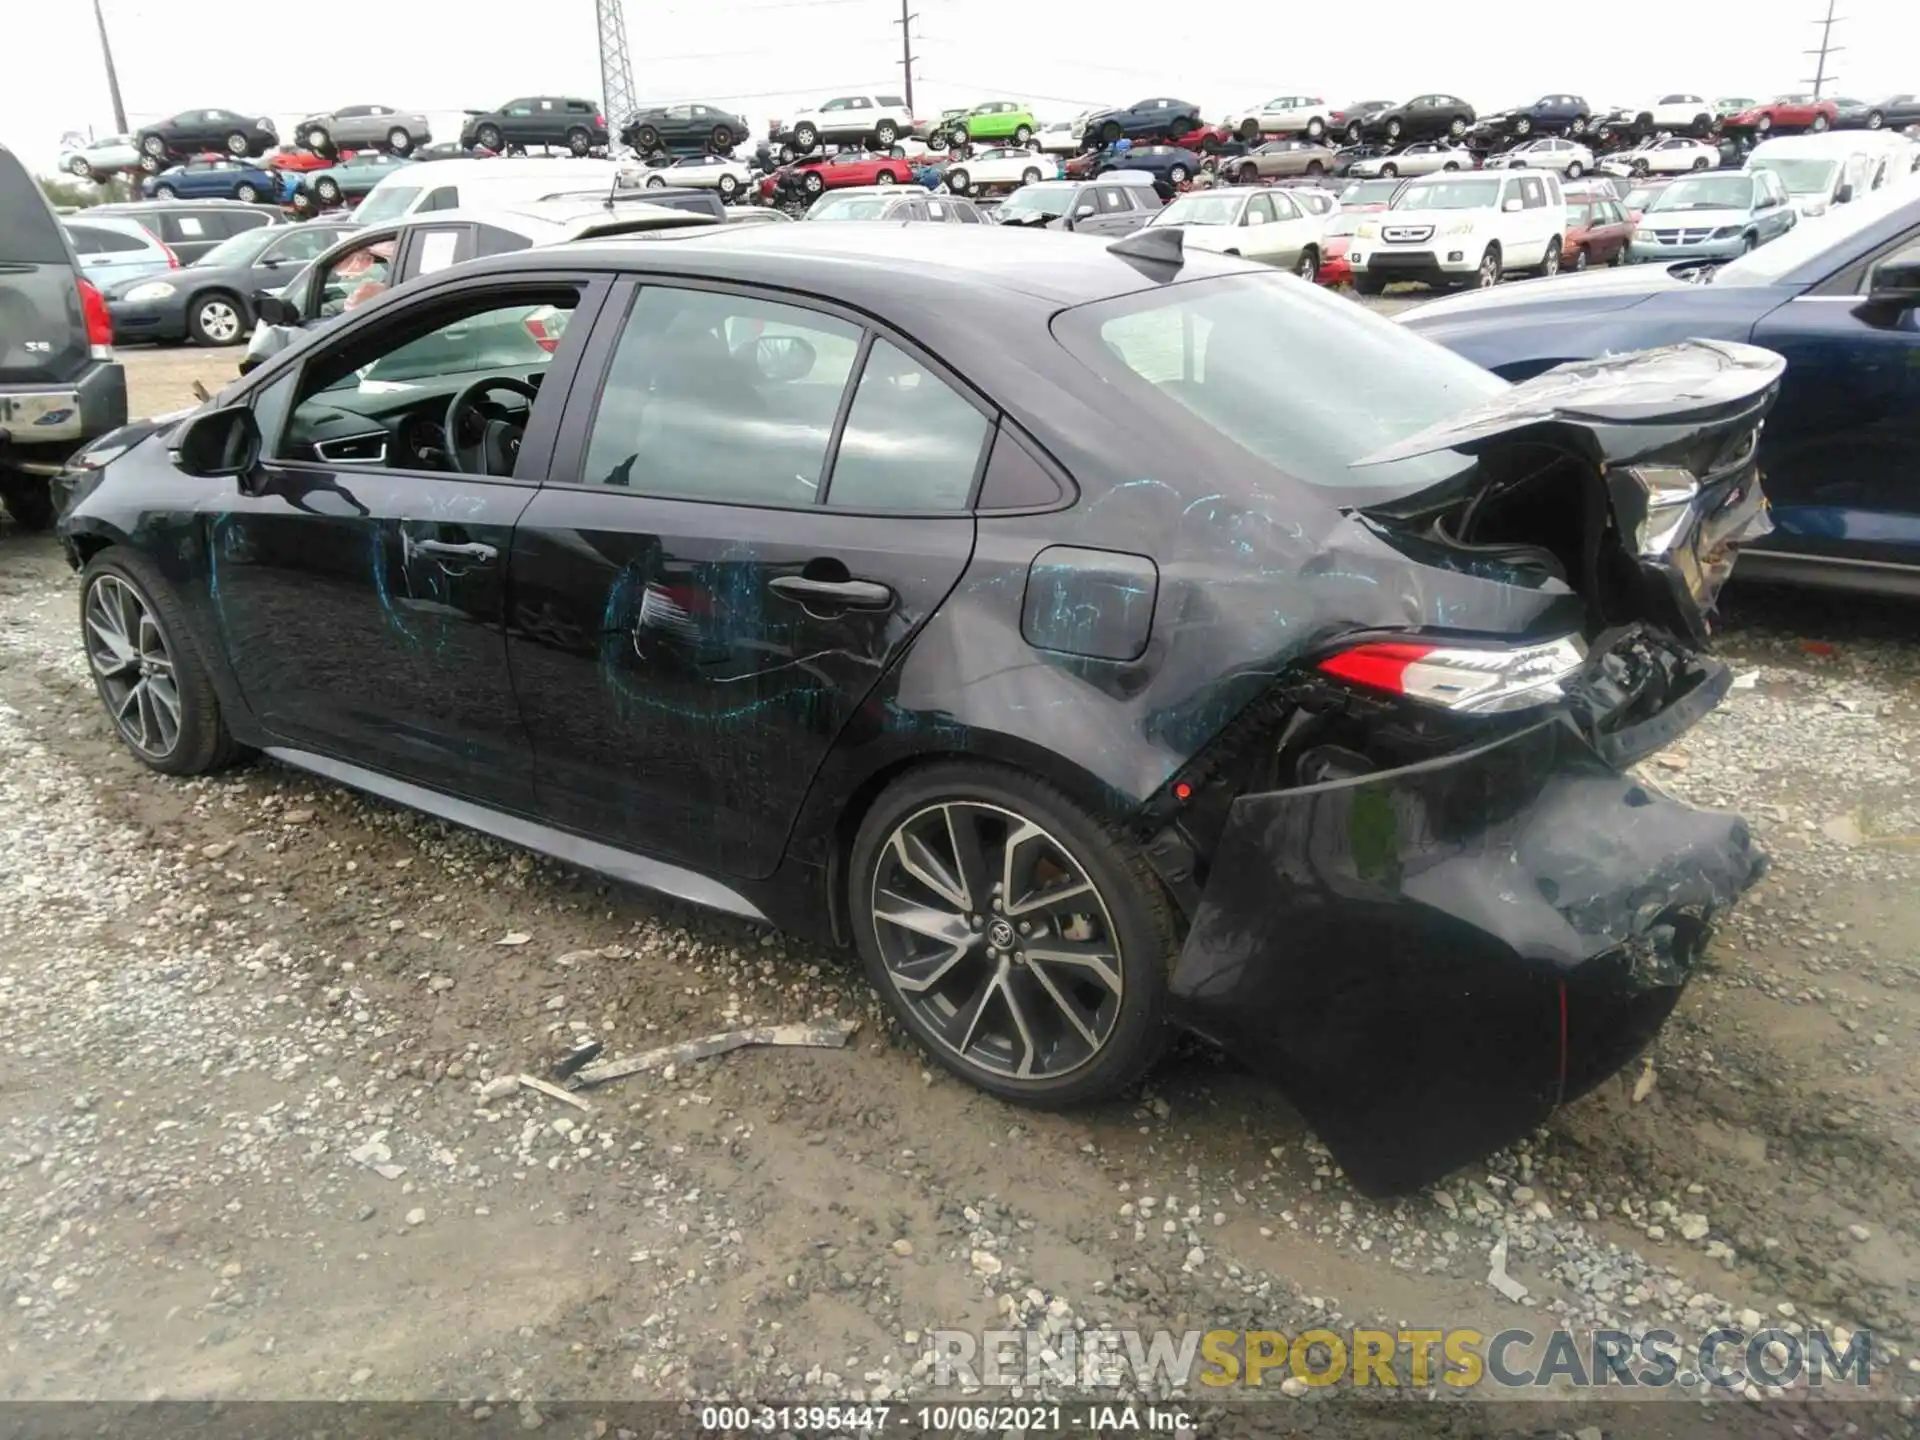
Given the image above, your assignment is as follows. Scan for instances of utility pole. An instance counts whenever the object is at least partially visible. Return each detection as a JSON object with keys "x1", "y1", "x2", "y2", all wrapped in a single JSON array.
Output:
[
  {"x1": 596, "y1": 0, "x2": 638, "y2": 139},
  {"x1": 92, "y1": 0, "x2": 128, "y2": 136},
  {"x1": 892, "y1": 0, "x2": 917, "y2": 114},
  {"x1": 1803, "y1": 0, "x2": 1844, "y2": 99}
]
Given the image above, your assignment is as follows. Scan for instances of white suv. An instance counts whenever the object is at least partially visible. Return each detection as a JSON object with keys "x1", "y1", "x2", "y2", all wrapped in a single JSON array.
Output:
[
  {"x1": 782, "y1": 95, "x2": 916, "y2": 153},
  {"x1": 1349, "y1": 169, "x2": 1567, "y2": 293}
]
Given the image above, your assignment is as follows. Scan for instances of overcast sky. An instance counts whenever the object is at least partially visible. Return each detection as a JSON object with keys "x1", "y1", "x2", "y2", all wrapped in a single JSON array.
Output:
[{"x1": 9, "y1": 0, "x2": 1917, "y2": 170}]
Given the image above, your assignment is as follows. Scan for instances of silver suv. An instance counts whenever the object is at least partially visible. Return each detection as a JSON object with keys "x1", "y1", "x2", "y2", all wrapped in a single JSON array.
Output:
[{"x1": 0, "y1": 142, "x2": 128, "y2": 529}]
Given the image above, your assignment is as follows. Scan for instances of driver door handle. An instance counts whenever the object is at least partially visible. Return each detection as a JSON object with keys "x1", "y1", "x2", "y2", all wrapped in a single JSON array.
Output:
[
  {"x1": 412, "y1": 539, "x2": 498, "y2": 564},
  {"x1": 769, "y1": 575, "x2": 894, "y2": 610}
]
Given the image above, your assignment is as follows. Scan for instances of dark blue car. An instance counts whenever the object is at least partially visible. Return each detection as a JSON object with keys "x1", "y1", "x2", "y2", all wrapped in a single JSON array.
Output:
[
  {"x1": 142, "y1": 156, "x2": 293, "y2": 204},
  {"x1": 1092, "y1": 145, "x2": 1204, "y2": 187},
  {"x1": 1399, "y1": 185, "x2": 1920, "y2": 597},
  {"x1": 1079, "y1": 98, "x2": 1203, "y2": 148}
]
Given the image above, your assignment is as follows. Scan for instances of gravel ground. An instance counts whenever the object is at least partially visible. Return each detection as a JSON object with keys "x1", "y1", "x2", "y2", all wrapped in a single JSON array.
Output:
[{"x1": 1, "y1": 348, "x2": 1917, "y2": 1419}]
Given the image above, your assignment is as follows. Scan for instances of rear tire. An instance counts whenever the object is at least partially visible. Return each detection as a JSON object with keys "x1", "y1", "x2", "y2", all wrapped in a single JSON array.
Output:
[
  {"x1": 848, "y1": 762, "x2": 1175, "y2": 1108},
  {"x1": 876, "y1": 120, "x2": 899, "y2": 146},
  {"x1": 0, "y1": 474, "x2": 55, "y2": 531},
  {"x1": 79, "y1": 550, "x2": 245, "y2": 777},
  {"x1": 316, "y1": 177, "x2": 341, "y2": 202},
  {"x1": 153, "y1": 183, "x2": 177, "y2": 199},
  {"x1": 946, "y1": 168, "x2": 970, "y2": 194},
  {"x1": 566, "y1": 126, "x2": 592, "y2": 156}
]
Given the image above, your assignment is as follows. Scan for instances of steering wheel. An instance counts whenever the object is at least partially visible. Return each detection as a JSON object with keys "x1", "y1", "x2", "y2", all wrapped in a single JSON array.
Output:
[{"x1": 446, "y1": 376, "x2": 539, "y2": 476}]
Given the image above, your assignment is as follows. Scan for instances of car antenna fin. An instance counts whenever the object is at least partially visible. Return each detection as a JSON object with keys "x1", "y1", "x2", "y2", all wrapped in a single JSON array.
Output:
[{"x1": 1106, "y1": 225, "x2": 1184, "y2": 272}]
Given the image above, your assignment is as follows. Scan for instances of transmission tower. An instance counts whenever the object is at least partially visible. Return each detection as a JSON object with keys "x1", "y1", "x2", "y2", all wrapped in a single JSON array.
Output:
[
  {"x1": 598, "y1": 0, "x2": 638, "y2": 134},
  {"x1": 1802, "y1": 0, "x2": 1844, "y2": 98}
]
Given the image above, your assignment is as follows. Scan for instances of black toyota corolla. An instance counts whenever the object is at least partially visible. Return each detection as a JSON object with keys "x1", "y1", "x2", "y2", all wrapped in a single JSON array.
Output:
[{"x1": 56, "y1": 223, "x2": 1776, "y2": 1193}]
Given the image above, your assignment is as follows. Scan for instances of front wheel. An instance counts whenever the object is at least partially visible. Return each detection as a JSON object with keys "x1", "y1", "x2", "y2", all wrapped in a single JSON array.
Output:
[
  {"x1": 849, "y1": 765, "x2": 1175, "y2": 1106},
  {"x1": 476, "y1": 123, "x2": 503, "y2": 151},
  {"x1": 1296, "y1": 247, "x2": 1319, "y2": 281},
  {"x1": 80, "y1": 553, "x2": 244, "y2": 776},
  {"x1": 1867, "y1": 111, "x2": 1885, "y2": 130},
  {"x1": 140, "y1": 133, "x2": 168, "y2": 157},
  {"x1": 153, "y1": 183, "x2": 177, "y2": 199},
  {"x1": 316, "y1": 177, "x2": 341, "y2": 202},
  {"x1": 951, "y1": 125, "x2": 971, "y2": 147},
  {"x1": 1306, "y1": 117, "x2": 1325, "y2": 138},
  {"x1": 388, "y1": 127, "x2": 413, "y2": 153},
  {"x1": 1566, "y1": 159, "x2": 1584, "y2": 178},
  {"x1": 1167, "y1": 164, "x2": 1189, "y2": 184},
  {"x1": 803, "y1": 172, "x2": 824, "y2": 196},
  {"x1": 306, "y1": 127, "x2": 332, "y2": 152},
  {"x1": 67, "y1": 155, "x2": 93, "y2": 178},
  {"x1": 1305, "y1": 160, "x2": 1323, "y2": 175},
  {"x1": 1809, "y1": 114, "x2": 1829, "y2": 133},
  {"x1": 224, "y1": 131, "x2": 249, "y2": 156},
  {"x1": 234, "y1": 182, "x2": 260, "y2": 202},
  {"x1": 718, "y1": 173, "x2": 739, "y2": 199},
  {"x1": 1476, "y1": 246, "x2": 1504, "y2": 287},
  {"x1": 1755, "y1": 115, "x2": 1772, "y2": 134},
  {"x1": 1537, "y1": 239, "x2": 1561, "y2": 277},
  {"x1": 794, "y1": 123, "x2": 818, "y2": 150},
  {"x1": 712, "y1": 125, "x2": 734, "y2": 152},
  {"x1": 1379, "y1": 162, "x2": 1398, "y2": 177},
  {"x1": 1013, "y1": 124, "x2": 1032, "y2": 146},
  {"x1": 1515, "y1": 116, "x2": 1533, "y2": 135},
  {"x1": 945, "y1": 168, "x2": 970, "y2": 194},
  {"x1": 1571, "y1": 245, "x2": 1590, "y2": 271},
  {"x1": 1353, "y1": 273, "x2": 1386, "y2": 296},
  {"x1": 1692, "y1": 156, "x2": 1710, "y2": 171},
  {"x1": 1021, "y1": 167, "x2": 1041, "y2": 185},
  {"x1": 875, "y1": 120, "x2": 899, "y2": 146},
  {"x1": 189, "y1": 293, "x2": 245, "y2": 346}
]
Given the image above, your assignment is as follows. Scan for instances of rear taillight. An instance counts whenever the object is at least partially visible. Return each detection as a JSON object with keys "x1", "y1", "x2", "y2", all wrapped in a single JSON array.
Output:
[
  {"x1": 595, "y1": 114, "x2": 606, "y2": 129},
  {"x1": 77, "y1": 277, "x2": 114, "y2": 358},
  {"x1": 1318, "y1": 635, "x2": 1587, "y2": 714},
  {"x1": 159, "y1": 241, "x2": 182, "y2": 269}
]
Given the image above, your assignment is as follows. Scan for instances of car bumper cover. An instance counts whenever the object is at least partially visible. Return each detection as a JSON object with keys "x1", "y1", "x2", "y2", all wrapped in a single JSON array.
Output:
[
  {"x1": 1166, "y1": 716, "x2": 1765, "y2": 1195},
  {"x1": 0, "y1": 363, "x2": 129, "y2": 452},
  {"x1": 1628, "y1": 237, "x2": 1752, "y2": 263},
  {"x1": 105, "y1": 298, "x2": 189, "y2": 341}
]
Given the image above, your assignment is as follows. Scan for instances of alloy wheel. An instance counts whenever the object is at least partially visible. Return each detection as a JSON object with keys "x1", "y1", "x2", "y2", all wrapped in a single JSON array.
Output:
[
  {"x1": 1478, "y1": 249, "x2": 1502, "y2": 287},
  {"x1": 869, "y1": 801, "x2": 1125, "y2": 1082},
  {"x1": 1297, "y1": 250, "x2": 1318, "y2": 280},
  {"x1": 85, "y1": 574, "x2": 181, "y2": 762},
  {"x1": 195, "y1": 299, "x2": 241, "y2": 344}
]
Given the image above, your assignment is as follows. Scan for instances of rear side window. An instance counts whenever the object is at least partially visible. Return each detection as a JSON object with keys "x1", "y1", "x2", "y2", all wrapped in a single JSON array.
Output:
[
  {"x1": 0, "y1": 148, "x2": 72, "y2": 263},
  {"x1": 78, "y1": 225, "x2": 151, "y2": 254},
  {"x1": 826, "y1": 339, "x2": 990, "y2": 511},
  {"x1": 210, "y1": 210, "x2": 272, "y2": 237}
]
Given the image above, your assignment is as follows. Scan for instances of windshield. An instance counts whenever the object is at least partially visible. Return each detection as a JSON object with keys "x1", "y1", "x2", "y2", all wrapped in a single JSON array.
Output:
[
  {"x1": 1052, "y1": 272, "x2": 1504, "y2": 498},
  {"x1": 351, "y1": 184, "x2": 423, "y2": 223},
  {"x1": 1648, "y1": 176, "x2": 1754, "y2": 212},
  {"x1": 997, "y1": 187, "x2": 1072, "y2": 219},
  {"x1": 1623, "y1": 185, "x2": 1662, "y2": 209},
  {"x1": 1152, "y1": 193, "x2": 1244, "y2": 226},
  {"x1": 1340, "y1": 178, "x2": 1400, "y2": 205},
  {"x1": 1714, "y1": 181, "x2": 1920, "y2": 286},
  {"x1": 809, "y1": 196, "x2": 892, "y2": 220},
  {"x1": 193, "y1": 226, "x2": 280, "y2": 268},
  {"x1": 1748, "y1": 157, "x2": 1838, "y2": 194},
  {"x1": 1392, "y1": 177, "x2": 1503, "y2": 210}
]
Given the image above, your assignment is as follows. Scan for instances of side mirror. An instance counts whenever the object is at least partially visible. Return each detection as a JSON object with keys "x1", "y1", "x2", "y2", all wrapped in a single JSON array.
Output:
[
  {"x1": 753, "y1": 333, "x2": 817, "y2": 382},
  {"x1": 1835, "y1": 182, "x2": 1853, "y2": 204},
  {"x1": 173, "y1": 405, "x2": 261, "y2": 479},
  {"x1": 1074, "y1": 203, "x2": 1096, "y2": 218},
  {"x1": 254, "y1": 292, "x2": 298, "y2": 325},
  {"x1": 1856, "y1": 243, "x2": 1920, "y2": 327},
  {"x1": 1502, "y1": 196, "x2": 1524, "y2": 212}
]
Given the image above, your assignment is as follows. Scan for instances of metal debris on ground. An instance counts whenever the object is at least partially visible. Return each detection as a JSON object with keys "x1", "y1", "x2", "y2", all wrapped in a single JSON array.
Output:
[
  {"x1": 570, "y1": 1020, "x2": 860, "y2": 1089},
  {"x1": 551, "y1": 1040, "x2": 605, "y2": 1081},
  {"x1": 517, "y1": 1073, "x2": 593, "y2": 1112}
]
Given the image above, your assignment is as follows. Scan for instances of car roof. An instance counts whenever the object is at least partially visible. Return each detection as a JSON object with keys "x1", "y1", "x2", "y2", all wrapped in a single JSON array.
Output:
[
  {"x1": 510, "y1": 221, "x2": 1246, "y2": 306},
  {"x1": 91, "y1": 199, "x2": 284, "y2": 216},
  {"x1": 62, "y1": 213, "x2": 164, "y2": 238}
]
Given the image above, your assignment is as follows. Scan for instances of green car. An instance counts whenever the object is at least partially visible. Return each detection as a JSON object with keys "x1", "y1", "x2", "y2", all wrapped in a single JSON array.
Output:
[
  {"x1": 948, "y1": 101, "x2": 1038, "y2": 147},
  {"x1": 304, "y1": 150, "x2": 414, "y2": 207}
]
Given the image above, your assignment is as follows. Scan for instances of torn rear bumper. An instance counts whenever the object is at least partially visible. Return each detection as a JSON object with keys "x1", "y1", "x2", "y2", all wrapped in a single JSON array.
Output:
[{"x1": 1167, "y1": 717, "x2": 1765, "y2": 1196}]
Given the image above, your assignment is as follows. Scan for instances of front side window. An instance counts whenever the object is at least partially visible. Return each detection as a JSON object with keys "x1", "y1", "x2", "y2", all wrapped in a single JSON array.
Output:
[
  {"x1": 276, "y1": 290, "x2": 580, "y2": 473},
  {"x1": 315, "y1": 238, "x2": 396, "y2": 317},
  {"x1": 826, "y1": 340, "x2": 989, "y2": 511},
  {"x1": 581, "y1": 287, "x2": 860, "y2": 504}
]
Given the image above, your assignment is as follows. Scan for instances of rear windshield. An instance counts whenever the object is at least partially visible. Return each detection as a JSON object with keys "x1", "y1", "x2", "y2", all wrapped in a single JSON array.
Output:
[
  {"x1": 0, "y1": 148, "x2": 71, "y2": 264},
  {"x1": 1052, "y1": 272, "x2": 1505, "y2": 496}
]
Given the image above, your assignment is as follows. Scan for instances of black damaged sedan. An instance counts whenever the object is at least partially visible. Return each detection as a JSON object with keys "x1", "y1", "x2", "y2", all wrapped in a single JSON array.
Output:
[{"x1": 55, "y1": 224, "x2": 1775, "y2": 1193}]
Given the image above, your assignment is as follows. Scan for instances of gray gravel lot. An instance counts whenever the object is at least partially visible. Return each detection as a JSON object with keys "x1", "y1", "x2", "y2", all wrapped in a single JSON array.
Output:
[{"x1": 0, "y1": 346, "x2": 1916, "y2": 1417}]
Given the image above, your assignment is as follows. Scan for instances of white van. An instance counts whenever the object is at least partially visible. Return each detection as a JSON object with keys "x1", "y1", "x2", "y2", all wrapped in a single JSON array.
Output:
[
  {"x1": 1743, "y1": 133, "x2": 1908, "y2": 218},
  {"x1": 351, "y1": 157, "x2": 642, "y2": 225}
]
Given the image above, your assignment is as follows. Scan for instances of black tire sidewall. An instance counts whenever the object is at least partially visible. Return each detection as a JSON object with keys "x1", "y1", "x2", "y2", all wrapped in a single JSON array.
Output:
[{"x1": 848, "y1": 761, "x2": 1174, "y2": 1108}]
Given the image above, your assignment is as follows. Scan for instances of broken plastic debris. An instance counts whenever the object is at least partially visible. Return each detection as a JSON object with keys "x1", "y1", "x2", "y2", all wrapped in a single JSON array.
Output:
[
  {"x1": 1487, "y1": 1233, "x2": 1529, "y2": 1303},
  {"x1": 496, "y1": 932, "x2": 532, "y2": 947},
  {"x1": 1730, "y1": 670, "x2": 1759, "y2": 690},
  {"x1": 552, "y1": 1041, "x2": 605, "y2": 1081},
  {"x1": 570, "y1": 1020, "x2": 861, "y2": 1089}
]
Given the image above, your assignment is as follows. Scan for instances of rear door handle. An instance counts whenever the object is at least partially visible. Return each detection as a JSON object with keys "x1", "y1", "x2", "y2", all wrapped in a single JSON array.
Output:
[
  {"x1": 769, "y1": 575, "x2": 894, "y2": 610},
  {"x1": 411, "y1": 539, "x2": 498, "y2": 564}
]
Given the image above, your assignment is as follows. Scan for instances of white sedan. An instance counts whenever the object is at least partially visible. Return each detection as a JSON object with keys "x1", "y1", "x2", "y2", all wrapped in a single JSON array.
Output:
[
  {"x1": 1484, "y1": 137, "x2": 1597, "y2": 177},
  {"x1": 1348, "y1": 142, "x2": 1473, "y2": 178},
  {"x1": 1036, "y1": 119, "x2": 1081, "y2": 154},
  {"x1": 1599, "y1": 136, "x2": 1721, "y2": 177},
  {"x1": 1143, "y1": 186, "x2": 1328, "y2": 278},
  {"x1": 645, "y1": 153, "x2": 753, "y2": 199},
  {"x1": 61, "y1": 133, "x2": 142, "y2": 181},
  {"x1": 943, "y1": 147, "x2": 1059, "y2": 194},
  {"x1": 1223, "y1": 94, "x2": 1333, "y2": 142}
]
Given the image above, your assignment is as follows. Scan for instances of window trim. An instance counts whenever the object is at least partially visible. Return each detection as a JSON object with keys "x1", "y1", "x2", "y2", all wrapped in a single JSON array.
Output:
[
  {"x1": 258, "y1": 270, "x2": 610, "y2": 489},
  {"x1": 550, "y1": 273, "x2": 1008, "y2": 517}
]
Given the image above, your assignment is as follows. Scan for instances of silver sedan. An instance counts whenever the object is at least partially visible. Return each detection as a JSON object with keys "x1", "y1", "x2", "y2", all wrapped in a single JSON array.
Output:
[
  {"x1": 296, "y1": 105, "x2": 435, "y2": 156},
  {"x1": 1347, "y1": 141, "x2": 1473, "y2": 178},
  {"x1": 1483, "y1": 136, "x2": 1597, "y2": 177}
]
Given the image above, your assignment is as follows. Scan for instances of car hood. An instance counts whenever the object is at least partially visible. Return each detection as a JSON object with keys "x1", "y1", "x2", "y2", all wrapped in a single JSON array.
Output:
[
  {"x1": 1637, "y1": 205, "x2": 1754, "y2": 229},
  {"x1": 1399, "y1": 261, "x2": 1705, "y2": 321}
]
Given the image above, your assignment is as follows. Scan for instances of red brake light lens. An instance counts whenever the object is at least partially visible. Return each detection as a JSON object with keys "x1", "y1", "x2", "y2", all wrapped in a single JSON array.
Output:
[
  {"x1": 1318, "y1": 636, "x2": 1588, "y2": 714},
  {"x1": 77, "y1": 277, "x2": 114, "y2": 356}
]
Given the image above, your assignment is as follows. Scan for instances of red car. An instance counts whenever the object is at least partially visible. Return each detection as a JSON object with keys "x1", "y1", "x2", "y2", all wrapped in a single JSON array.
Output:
[
  {"x1": 1561, "y1": 195, "x2": 1634, "y2": 269},
  {"x1": 1317, "y1": 176, "x2": 1402, "y2": 287},
  {"x1": 772, "y1": 148, "x2": 917, "y2": 200},
  {"x1": 1722, "y1": 94, "x2": 1838, "y2": 136},
  {"x1": 266, "y1": 146, "x2": 348, "y2": 173},
  {"x1": 1168, "y1": 123, "x2": 1234, "y2": 154}
]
